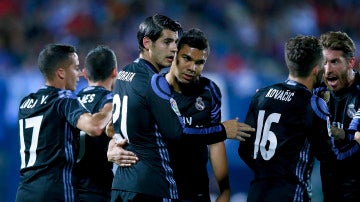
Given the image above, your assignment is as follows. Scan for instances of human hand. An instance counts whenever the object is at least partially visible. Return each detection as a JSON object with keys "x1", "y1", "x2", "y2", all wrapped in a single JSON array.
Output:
[
  {"x1": 330, "y1": 126, "x2": 345, "y2": 140},
  {"x1": 106, "y1": 121, "x2": 114, "y2": 138},
  {"x1": 107, "y1": 138, "x2": 138, "y2": 167},
  {"x1": 222, "y1": 117, "x2": 254, "y2": 141}
]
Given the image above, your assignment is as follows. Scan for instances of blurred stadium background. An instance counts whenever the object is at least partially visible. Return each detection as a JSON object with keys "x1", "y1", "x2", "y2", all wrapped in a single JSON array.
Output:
[{"x1": 1, "y1": 0, "x2": 360, "y2": 201}]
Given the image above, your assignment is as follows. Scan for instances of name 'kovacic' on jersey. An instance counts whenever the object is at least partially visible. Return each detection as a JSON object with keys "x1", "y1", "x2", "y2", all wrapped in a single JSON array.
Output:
[{"x1": 265, "y1": 88, "x2": 295, "y2": 102}]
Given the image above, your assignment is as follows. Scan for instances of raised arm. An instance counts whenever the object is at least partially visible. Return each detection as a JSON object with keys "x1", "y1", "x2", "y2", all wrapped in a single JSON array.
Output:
[{"x1": 77, "y1": 103, "x2": 112, "y2": 136}]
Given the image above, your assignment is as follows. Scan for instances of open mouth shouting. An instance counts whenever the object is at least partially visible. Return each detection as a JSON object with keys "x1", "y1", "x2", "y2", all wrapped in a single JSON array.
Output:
[{"x1": 325, "y1": 75, "x2": 339, "y2": 89}]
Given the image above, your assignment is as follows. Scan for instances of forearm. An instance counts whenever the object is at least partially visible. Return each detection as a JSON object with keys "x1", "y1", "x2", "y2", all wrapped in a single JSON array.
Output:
[
  {"x1": 209, "y1": 142, "x2": 230, "y2": 202},
  {"x1": 77, "y1": 103, "x2": 112, "y2": 136}
]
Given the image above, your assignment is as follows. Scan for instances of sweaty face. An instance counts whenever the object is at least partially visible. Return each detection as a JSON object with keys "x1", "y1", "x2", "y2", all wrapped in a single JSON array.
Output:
[
  {"x1": 323, "y1": 49, "x2": 352, "y2": 92},
  {"x1": 173, "y1": 45, "x2": 207, "y2": 85},
  {"x1": 64, "y1": 53, "x2": 81, "y2": 91},
  {"x1": 148, "y1": 29, "x2": 178, "y2": 70}
]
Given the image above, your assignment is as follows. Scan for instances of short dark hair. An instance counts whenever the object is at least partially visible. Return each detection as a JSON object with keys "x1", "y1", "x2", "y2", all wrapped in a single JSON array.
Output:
[
  {"x1": 178, "y1": 28, "x2": 210, "y2": 56},
  {"x1": 137, "y1": 14, "x2": 182, "y2": 53},
  {"x1": 320, "y1": 31, "x2": 355, "y2": 60},
  {"x1": 85, "y1": 45, "x2": 117, "y2": 82},
  {"x1": 38, "y1": 44, "x2": 76, "y2": 81},
  {"x1": 285, "y1": 35, "x2": 324, "y2": 78}
]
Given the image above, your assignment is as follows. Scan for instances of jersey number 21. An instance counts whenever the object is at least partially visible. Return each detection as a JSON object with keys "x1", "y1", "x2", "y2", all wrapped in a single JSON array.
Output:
[{"x1": 112, "y1": 94, "x2": 129, "y2": 141}]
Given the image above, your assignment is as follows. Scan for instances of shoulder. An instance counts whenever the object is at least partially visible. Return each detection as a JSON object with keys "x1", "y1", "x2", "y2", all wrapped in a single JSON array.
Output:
[
  {"x1": 78, "y1": 86, "x2": 112, "y2": 100},
  {"x1": 199, "y1": 76, "x2": 220, "y2": 93},
  {"x1": 150, "y1": 73, "x2": 172, "y2": 100},
  {"x1": 199, "y1": 77, "x2": 222, "y2": 102},
  {"x1": 200, "y1": 77, "x2": 218, "y2": 89},
  {"x1": 253, "y1": 83, "x2": 282, "y2": 95},
  {"x1": 310, "y1": 94, "x2": 330, "y2": 120},
  {"x1": 117, "y1": 63, "x2": 151, "y2": 88},
  {"x1": 76, "y1": 86, "x2": 93, "y2": 96},
  {"x1": 59, "y1": 89, "x2": 78, "y2": 99}
]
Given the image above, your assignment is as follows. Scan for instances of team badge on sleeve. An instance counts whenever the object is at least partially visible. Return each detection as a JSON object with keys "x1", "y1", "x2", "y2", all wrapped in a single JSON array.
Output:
[
  {"x1": 170, "y1": 98, "x2": 181, "y2": 116},
  {"x1": 327, "y1": 116, "x2": 332, "y2": 137}
]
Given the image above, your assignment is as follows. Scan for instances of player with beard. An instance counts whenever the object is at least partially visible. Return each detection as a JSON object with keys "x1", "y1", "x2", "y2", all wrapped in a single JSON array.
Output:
[
  {"x1": 238, "y1": 35, "x2": 360, "y2": 202},
  {"x1": 316, "y1": 31, "x2": 360, "y2": 202}
]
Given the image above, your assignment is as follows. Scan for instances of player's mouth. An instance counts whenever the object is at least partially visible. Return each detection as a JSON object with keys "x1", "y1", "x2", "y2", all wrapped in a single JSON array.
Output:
[
  {"x1": 182, "y1": 73, "x2": 195, "y2": 81},
  {"x1": 166, "y1": 56, "x2": 174, "y2": 63},
  {"x1": 325, "y1": 76, "x2": 339, "y2": 88}
]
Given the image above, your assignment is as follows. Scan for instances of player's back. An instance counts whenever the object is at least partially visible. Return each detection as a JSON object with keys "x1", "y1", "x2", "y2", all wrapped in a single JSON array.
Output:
[
  {"x1": 242, "y1": 80, "x2": 319, "y2": 179},
  {"x1": 112, "y1": 58, "x2": 178, "y2": 199},
  {"x1": 239, "y1": 80, "x2": 330, "y2": 201},
  {"x1": 17, "y1": 86, "x2": 85, "y2": 202},
  {"x1": 73, "y1": 86, "x2": 113, "y2": 197}
]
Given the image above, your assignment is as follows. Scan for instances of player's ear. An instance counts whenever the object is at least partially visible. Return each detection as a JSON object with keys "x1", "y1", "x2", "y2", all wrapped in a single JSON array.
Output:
[
  {"x1": 111, "y1": 67, "x2": 117, "y2": 78},
  {"x1": 348, "y1": 56, "x2": 355, "y2": 69},
  {"x1": 313, "y1": 65, "x2": 319, "y2": 76},
  {"x1": 143, "y1": 37, "x2": 151, "y2": 50},
  {"x1": 57, "y1": 67, "x2": 65, "y2": 80},
  {"x1": 83, "y1": 69, "x2": 89, "y2": 80}
]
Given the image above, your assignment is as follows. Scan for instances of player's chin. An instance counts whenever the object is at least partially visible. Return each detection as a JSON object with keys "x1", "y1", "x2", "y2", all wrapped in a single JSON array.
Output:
[
  {"x1": 179, "y1": 78, "x2": 192, "y2": 84},
  {"x1": 162, "y1": 61, "x2": 172, "y2": 67}
]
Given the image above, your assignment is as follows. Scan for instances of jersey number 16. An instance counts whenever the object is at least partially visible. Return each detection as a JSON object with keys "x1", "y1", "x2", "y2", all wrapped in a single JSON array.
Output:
[{"x1": 253, "y1": 110, "x2": 280, "y2": 160}]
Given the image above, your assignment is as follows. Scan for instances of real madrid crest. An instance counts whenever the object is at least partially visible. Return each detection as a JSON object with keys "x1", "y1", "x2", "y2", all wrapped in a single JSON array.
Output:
[
  {"x1": 195, "y1": 97, "x2": 205, "y2": 111},
  {"x1": 322, "y1": 90, "x2": 330, "y2": 104},
  {"x1": 347, "y1": 103, "x2": 357, "y2": 118}
]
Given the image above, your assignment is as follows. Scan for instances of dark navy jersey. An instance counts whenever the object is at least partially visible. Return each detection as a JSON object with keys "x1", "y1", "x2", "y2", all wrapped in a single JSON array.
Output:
[
  {"x1": 316, "y1": 71, "x2": 360, "y2": 201},
  {"x1": 169, "y1": 76, "x2": 222, "y2": 200},
  {"x1": 238, "y1": 80, "x2": 357, "y2": 201},
  {"x1": 73, "y1": 86, "x2": 113, "y2": 195},
  {"x1": 111, "y1": 58, "x2": 226, "y2": 199},
  {"x1": 16, "y1": 85, "x2": 88, "y2": 202}
]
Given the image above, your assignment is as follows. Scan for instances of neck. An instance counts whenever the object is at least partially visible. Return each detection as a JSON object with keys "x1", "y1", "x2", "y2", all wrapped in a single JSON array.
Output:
[
  {"x1": 45, "y1": 80, "x2": 65, "y2": 89},
  {"x1": 140, "y1": 53, "x2": 161, "y2": 73},
  {"x1": 165, "y1": 73, "x2": 181, "y2": 93},
  {"x1": 88, "y1": 79, "x2": 113, "y2": 91},
  {"x1": 288, "y1": 75, "x2": 314, "y2": 91}
]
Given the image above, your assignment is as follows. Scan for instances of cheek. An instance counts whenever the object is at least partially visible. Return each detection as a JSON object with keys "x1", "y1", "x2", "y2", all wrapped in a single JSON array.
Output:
[
  {"x1": 323, "y1": 65, "x2": 329, "y2": 72},
  {"x1": 196, "y1": 66, "x2": 204, "y2": 75},
  {"x1": 338, "y1": 73, "x2": 348, "y2": 83},
  {"x1": 74, "y1": 70, "x2": 80, "y2": 78}
]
